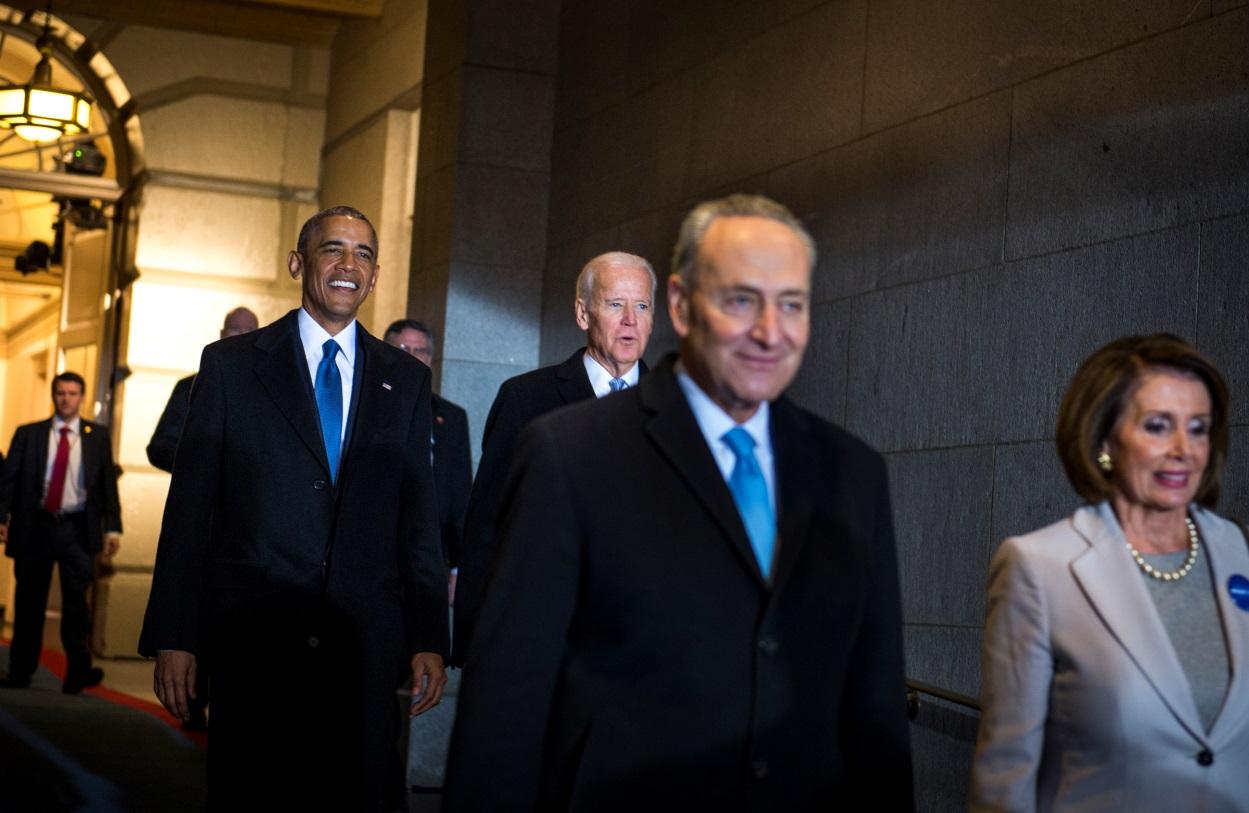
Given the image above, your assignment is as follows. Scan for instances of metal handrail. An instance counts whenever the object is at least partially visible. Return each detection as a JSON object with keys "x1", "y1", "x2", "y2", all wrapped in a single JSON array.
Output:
[{"x1": 905, "y1": 678, "x2": 980, "y2": 721}]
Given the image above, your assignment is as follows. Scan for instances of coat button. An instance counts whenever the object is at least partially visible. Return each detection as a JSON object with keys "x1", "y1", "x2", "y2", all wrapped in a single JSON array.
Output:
[
  {"x1": 1197, "y1": 749, "x2": 1213, "y2": 766},
  {"x1": 307, "y1": 636, "x2": 320, "y2": 649},
  {"x1": 752, "y1": 760, "x2": 768, "y2": 779},
  {"x1": 757, "y1": 637, "x2": 779, "y2": 656},
  {"x1": 313, "y1": 480, "x2": 326, "y2": 490}
]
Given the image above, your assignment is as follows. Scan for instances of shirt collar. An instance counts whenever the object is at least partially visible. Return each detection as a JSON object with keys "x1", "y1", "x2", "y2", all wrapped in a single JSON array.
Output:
[
  {"x1": 583, "y1": 351, "x2": 640, "y2": 395},
  {"x1": 298, "y1": 307, "x2": 357, "y2": 368},
  {"x1": 674, "y1": 363, "x2": 770, "y2": 451},
  {"x1": 51, "y1": 415, "x2": 81, "y2": 435}
]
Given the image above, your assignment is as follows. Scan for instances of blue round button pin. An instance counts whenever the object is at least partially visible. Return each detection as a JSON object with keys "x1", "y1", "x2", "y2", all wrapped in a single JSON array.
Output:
[{"x1": 1229, "y1": 574, "x2": 1249, "y2": 612}]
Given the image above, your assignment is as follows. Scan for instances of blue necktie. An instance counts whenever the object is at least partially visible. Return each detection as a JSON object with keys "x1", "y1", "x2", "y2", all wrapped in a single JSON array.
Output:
[
  {"x1": 609, "y1": 377, "x2": 627, "y2": 393},
  {"x1": 722, "y1": 427, "x2": 775, "y2": 578},
  {"x1": 316, "y1": 339, "x2": 343, "y2": 481}
]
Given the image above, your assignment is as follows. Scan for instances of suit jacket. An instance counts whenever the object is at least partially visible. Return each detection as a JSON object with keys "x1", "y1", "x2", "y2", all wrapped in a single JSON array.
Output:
[
  {"x1": 432, "y1": 392, "x2": 472, "y2": 566},
  {"x1": 1, "y1": 417, "x2": 122, "y2": 559},
  {"x1": 145, "y1": 373, "x2": 195, "y2": 473},
  {"x1": 970, "y1": 502, "x2": 1249, "y2": 812},
  {"x1": 444, "y1": 356, "x2": 913, "y2": 811},
  {"x1": 452, "y1": 348, "x2": 647, "y2": 662},
  {"x1": 139, "y1": 308, "x2": 448, "y2": 662}
]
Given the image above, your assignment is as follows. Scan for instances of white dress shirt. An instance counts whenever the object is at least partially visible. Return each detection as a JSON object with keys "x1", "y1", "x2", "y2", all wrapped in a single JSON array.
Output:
[
  {"x1": 675, "y1": 366, "x2": 776, "y2": 515},
  {"x1": 583, "y1": 352, "x2": 641, "y2": 398},
  {"x1": 44, "y1": 415, "x2": 86, "y2": 512},
  {"x1": 297, "y1": 308, "x2": 356, "y2": 445}
]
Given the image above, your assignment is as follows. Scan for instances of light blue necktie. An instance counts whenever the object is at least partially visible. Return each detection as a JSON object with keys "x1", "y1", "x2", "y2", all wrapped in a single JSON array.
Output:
[
  {"x1": 722, "y1": 427, "x2": 775, "y2": 578},
  {"x1": 608, "y1": 377, "x2": 627, "y2": 393},
  {"x1": 316, "y1": 339, "x2": 343, "y2": 481}
]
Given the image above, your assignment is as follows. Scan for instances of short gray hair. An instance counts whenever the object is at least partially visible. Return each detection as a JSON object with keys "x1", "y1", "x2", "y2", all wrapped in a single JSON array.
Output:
[
  {"x1": 671, "y1": 194, "x2": 816, "y2": 287},
  {"x1": 575, "y1": 251, "x2": 657, "y2": 303}
]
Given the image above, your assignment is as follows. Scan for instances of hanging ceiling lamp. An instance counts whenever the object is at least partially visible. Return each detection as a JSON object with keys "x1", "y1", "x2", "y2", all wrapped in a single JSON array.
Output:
[{"x1": 0, "y1": 4, "x2": 91, "y2": 143}]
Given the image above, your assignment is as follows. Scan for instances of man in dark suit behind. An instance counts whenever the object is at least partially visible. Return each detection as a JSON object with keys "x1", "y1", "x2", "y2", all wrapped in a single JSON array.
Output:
[
  {"x1": 139, "y1": 206, "x2": 449, "y2": 810},
  {"x1": 145, "y1": 306, "x2": 258, "y2": 473},
  {"x1": 383, "y1": 319, "x2": 472, "y2": 583},
  {"x1": 1, "y1": 371, "x2": 122, "y2": 694},
  {"x1": 452, "y1": 252, "x2": 656, "y2": 662},
  {"x1": 445, "y1": 195, "x2": 913, "y2": 810}
]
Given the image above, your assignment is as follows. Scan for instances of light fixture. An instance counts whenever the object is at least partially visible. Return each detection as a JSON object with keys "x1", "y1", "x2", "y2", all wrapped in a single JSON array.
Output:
[{"x1": 0, "y1": 5, "x2": 91, "y2": 143}]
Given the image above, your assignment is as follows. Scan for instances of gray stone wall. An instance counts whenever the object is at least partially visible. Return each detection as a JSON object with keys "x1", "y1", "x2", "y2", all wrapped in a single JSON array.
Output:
[
  {"x1": 544, "y1": 2, "x2": 1249, "y2": 809},
  {"x1": 411, "y1": 0, "x2": 561, "y2": 465}
]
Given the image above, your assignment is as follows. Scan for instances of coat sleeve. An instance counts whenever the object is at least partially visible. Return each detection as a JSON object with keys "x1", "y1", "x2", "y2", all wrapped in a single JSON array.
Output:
[
  {"x1": 968, "y1": 536, "x2": 1052, "y2": 813},
  {"x1": 146, "y1": 376, "x2": 192, "y2": 473},
  {"x1": 836, "y1": 460, "x2": 915, "y2": 808},
  {"x1": 451, "y1": 380, "x2": 521, "y2": 664},
  {"x1": 139, "y1": 347, "x2": 226, "y2": 656},
  {"x1": 397, "y1": 364, "x2": 451, "y2": 658},
  {"x1": 0, "y1": 426, "x2": 26, "y2": 525},
  {"x1": 444, "y1": 416, "x2": 583, "y2": 811},
  {"x1": 98, "y1": 426, "x2": 123, "y2": 535},
  {"x1": 443, "y1": 405, "x2": 473, "y2": 567}
]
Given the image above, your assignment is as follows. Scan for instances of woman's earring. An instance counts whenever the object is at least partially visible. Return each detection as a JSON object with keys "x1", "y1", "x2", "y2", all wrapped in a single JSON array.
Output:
[{"x1": 1096, "y1": 451, "x2": 1113, "y2": 472}]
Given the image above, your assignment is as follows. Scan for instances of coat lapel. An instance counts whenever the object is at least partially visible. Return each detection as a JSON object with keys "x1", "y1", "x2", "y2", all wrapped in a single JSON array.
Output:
[
  {"x1": 253, "y1": 310, "x2": 331, "y2": 478},
  {"x1": 79, "y1": 420, "x2": 97, "y2": 487},
  {"x1": 35, "y1": 419, "x2": 51, "y2": 484},
  {"x1": 768, "y1": 399, "x2": 815, "y2": 594},
  {"x1": 336, "y1": 326, "x2": 394, "y2": 489},
  {"x1": 1069, "y1": 503, "x2": 1206, "y2": 742},
  {"x1": 556, "y1": 349, "x2": 595, "y2": 405},
  {"x1": 641, "y1": 358, "x2": 766, "y2": 586},
  {"x1": 1198, "y1": 508, "x2": 1249, "y2": 744}
]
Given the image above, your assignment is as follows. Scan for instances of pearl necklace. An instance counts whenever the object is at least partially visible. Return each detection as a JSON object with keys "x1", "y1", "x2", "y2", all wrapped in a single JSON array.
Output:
[{"x1": 1124, "y1": 516, "x2": 1200, "y2": 582}]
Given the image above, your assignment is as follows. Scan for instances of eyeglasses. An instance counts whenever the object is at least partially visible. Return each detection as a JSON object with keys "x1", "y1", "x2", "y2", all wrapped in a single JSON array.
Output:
[{"x1": 398, "y1": 344, "x2": 432, "y2": 358}]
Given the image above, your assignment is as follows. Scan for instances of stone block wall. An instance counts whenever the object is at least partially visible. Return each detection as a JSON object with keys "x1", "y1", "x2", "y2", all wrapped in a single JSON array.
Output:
[{"x1": 544, "y1": 2, "x2": 1249, "y2": 808}]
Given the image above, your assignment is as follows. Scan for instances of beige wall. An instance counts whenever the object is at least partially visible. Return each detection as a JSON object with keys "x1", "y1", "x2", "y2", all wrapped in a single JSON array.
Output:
[{"x1": 319, "y1": 0, "x2": 425, "y2": 340}]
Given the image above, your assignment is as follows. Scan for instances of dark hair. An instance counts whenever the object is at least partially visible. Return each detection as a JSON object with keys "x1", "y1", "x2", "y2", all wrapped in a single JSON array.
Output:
[
  {"x1": 1056, "y1": 333, "x2": 1229, "y2": 508},
  {"x1": 51, "y1": 371, "x2": 86, "y2": 398},
  {"x1": 383, "y1": 319, "x2": 436, "y2": 352},
  {"x1": 296, "y1": 206, "x2": 377, "y2": 257}
]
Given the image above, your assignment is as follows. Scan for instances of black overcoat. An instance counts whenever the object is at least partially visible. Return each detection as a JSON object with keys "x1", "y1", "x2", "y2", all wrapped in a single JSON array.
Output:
[{"x1": 445, "y1": 357, "x2": 913, "y2": 811}]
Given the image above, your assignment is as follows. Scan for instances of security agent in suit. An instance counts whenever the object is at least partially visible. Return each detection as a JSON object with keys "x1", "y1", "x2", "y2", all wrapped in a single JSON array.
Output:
[
  {"x1": 452, "y1": 252, "x2": 656, "y2": 663},
  {"x1": 445, "y1": 195, "x2": 913, "y2": 810},
  {"x1": 383, "y1": 319, "x2": 472, "y2": 579},
  {"x1": 1, "y1": 371, "x2": 122, "y2": 694},
  {"x1": 139, "y1": 207, "x2": 449, "y2": 810},
  {"x1": 145, "y1": 307, "x2": 258, "y2": 473}
]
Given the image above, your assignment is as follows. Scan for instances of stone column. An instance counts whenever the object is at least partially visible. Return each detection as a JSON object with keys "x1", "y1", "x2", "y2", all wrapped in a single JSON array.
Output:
[{"x1": 409, "y1": 0, "x2": 559, "y2": 463}]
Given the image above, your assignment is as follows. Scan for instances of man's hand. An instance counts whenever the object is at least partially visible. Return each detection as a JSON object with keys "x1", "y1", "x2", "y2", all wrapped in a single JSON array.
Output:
[
  {"x1": 103, "y1": 532, "x2": 121, "y2": 557},
  {"x1": 154, "y1": 650, "x2": 197, "y2": 721},
  {"x1": 409, "y1": 651, "x2": 447, "y2": 717}
]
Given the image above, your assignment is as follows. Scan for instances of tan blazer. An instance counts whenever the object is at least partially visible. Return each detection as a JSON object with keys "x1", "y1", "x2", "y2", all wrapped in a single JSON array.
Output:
[{"x1": 970, "y1": 502, "x2": 1249, "y2": 812}]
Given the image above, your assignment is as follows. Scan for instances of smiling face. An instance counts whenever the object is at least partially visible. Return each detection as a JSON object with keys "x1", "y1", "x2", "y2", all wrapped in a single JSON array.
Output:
[
  {"x1": 576, "y1": 262, "x2": 654, "y2": 377},
  {"x1": 288, "y1": 215, "x2": 378, "y2": 334},
  {"x1": 1104, "y1": 368, "x2": 1213, "y2": 517},
  {"x1": 669, "y1": 216, "x2": 811, "y2": 422}
]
